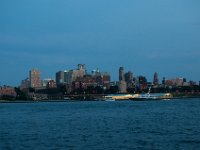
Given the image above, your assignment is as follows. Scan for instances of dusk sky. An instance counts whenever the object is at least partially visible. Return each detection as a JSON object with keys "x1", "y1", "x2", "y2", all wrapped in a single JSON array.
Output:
[{"x1": 1, "y1": 0, "x2": 200, "y2": 86}]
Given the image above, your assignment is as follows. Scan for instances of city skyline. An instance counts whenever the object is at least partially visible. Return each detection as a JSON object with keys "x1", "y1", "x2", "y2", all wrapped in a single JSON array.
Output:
[
  {"x1": 2, "y1": 65, "x2": 200, "y2": 87},
  {"x1": 1, "y1": 0, "x2": 200, "y2": 86}
]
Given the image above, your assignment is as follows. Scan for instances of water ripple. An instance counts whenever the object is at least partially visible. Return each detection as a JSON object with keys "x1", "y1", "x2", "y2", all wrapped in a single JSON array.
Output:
[{"x1": 0, "y1": 99, "x2": 200, "y2": 149}]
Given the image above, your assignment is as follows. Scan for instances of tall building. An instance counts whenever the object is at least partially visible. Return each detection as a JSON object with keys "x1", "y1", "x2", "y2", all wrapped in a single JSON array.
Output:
[
  {"x1": 153, "y1": 72, "x2": 159, "y2": 85},
  {"x1": 118, "y1": 67, "x2": 127, "y2": 93},
  {"x1": 29, "y1": 68, "x2": 41, "y2": 88},
  {"x1": 118, "y1": 81, "x2": 127, "y2": 93},
  {"x1": 55, "y1": 64, "x2": 86, "y2": 85},
  {"x1": 62, "y1": 64, "x2": 86, "y2": 84},
  {"x1": 125, "y1": 71, "x2": 133, "y2": 84},
  {"x1": 63, "y1": 70, "x2": 70, "y2": 83},
  {"x1": 119, "y1": 67, "x2": 125, "y2": 81},
  {"x1": 56, "y1": 71, "x2": 64, "y2": 85},
  {"x1": 162, "y1": 77, "x2": 166, "y2": 85},
  {"x1": 125, "y1": 71, "x2": 134, "y2": 88}
]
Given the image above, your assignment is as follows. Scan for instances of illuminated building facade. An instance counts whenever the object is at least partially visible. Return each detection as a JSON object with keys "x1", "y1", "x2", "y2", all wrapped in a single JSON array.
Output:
[
  {"x1": 118, "y1": 67, "x2": 127, "y2": 93},
  {"x1": 29, "y1": 68, "x2": 41, "y2": 88}
]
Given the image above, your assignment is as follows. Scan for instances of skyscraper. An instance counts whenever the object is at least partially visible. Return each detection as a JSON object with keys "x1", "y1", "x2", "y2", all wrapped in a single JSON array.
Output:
[
  {"x1": 119, "y1": 67, "x2": 125, "y2": 81},
  {"x1": 29, "y1": 68, "x2": 41, "y2": 88},
  {"x1": 125, "y1": 71, "x2": 134, "y2": 88},
  {"x1": 153, "y1": 72, "x2": 159, "y2": 85},
  {"x1": 118, "y1": 67, "x2": 127, "y2": 93}
]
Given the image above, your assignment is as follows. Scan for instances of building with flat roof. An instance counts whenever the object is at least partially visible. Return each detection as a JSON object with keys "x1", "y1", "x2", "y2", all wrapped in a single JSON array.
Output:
[
  {"x1": 65, "y1": 64, "x2": 86, "y2": 84},
  {"x1": 55, "y1": 64, "x2": 86, "y2": 85},
  {"x1": 0, "y1": 85, "x2": 17, "y2": 98},
  {"x1": 29, "y1": 68, "x2": 41, "y2": 88},
  {"x1": 56, "y1": 71, "x2": 64, "y2": 85}
]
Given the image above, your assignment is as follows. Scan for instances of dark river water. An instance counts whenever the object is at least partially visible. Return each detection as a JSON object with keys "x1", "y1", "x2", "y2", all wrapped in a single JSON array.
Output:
[{"x1": 0, "y1": 99, "x2": 200, "y2": 150}]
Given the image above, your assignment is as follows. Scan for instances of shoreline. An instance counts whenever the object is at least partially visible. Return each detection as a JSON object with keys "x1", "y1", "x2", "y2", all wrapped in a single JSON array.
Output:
[{"x1": 1, "y1": 96, "x2": 200, "y2": 103}]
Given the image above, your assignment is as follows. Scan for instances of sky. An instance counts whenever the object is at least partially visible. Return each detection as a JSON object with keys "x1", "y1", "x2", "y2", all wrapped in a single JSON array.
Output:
[{"x1": 0, "y1": 0, "x2": 200, "y2": 86}]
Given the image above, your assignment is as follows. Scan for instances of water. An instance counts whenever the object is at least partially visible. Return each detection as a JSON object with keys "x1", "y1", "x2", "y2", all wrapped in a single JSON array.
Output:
[{"x1": 0, "y1": 99, "x2": 200, "y2": 150}]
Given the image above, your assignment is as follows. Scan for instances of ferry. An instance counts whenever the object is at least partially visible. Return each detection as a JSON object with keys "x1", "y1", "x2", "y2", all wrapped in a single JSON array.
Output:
[
  {"x1": 103, "y1": 94, "x2": 138, "y2": 100},
  {"x1": 129, "y1": 85, "x2": 173, "y2": 101},
  {"x1": 130, "y1": 93, "x2": 173, "y2": 101}
]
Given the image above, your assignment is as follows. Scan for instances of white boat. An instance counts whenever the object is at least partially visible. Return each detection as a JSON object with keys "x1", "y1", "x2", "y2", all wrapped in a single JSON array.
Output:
[{"x1": 103, "y1": 96, "x2": 115, "y2": 101}]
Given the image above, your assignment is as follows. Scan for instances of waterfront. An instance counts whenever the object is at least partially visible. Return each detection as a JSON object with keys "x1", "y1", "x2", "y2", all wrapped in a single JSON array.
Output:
[{"x1": 0, "y1": 99, "x2": 200, "y2": 149}]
